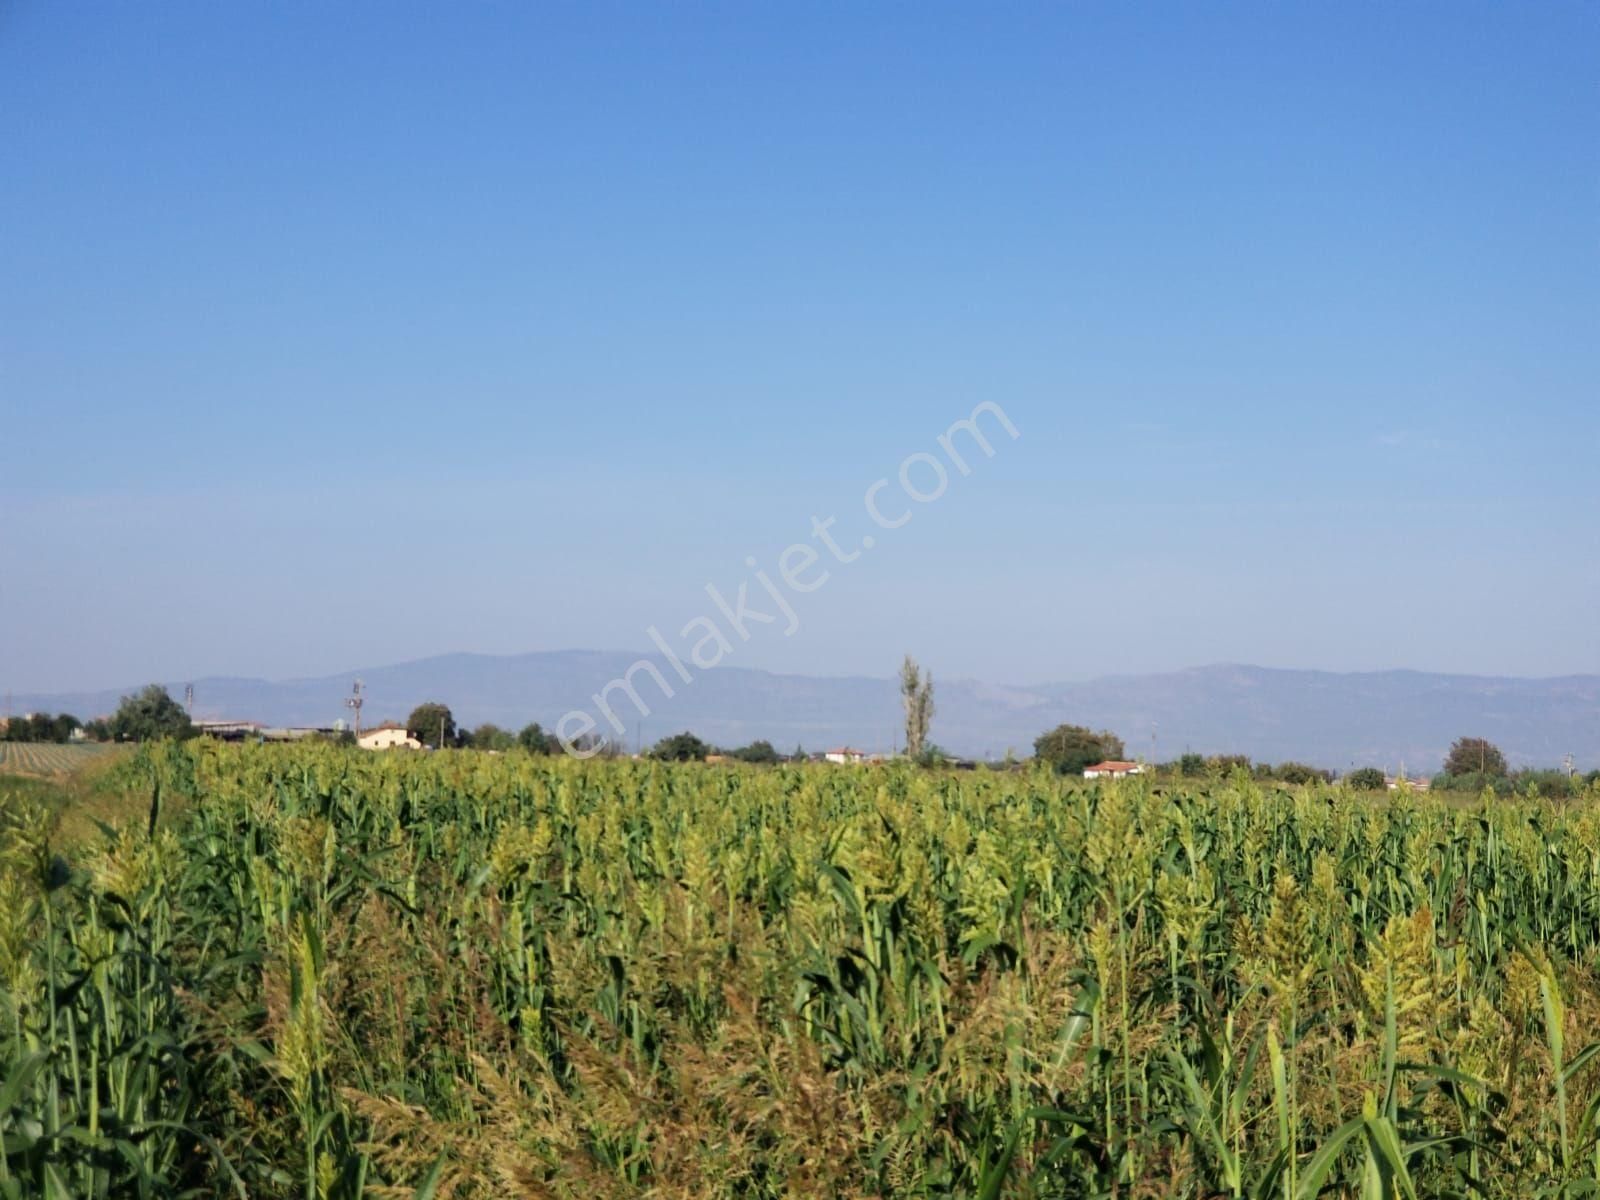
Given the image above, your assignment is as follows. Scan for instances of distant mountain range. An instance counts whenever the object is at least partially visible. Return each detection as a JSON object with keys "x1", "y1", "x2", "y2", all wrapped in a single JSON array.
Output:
[{"x1": 11, "y1": 653, "x2": 1599, "y2": 772}]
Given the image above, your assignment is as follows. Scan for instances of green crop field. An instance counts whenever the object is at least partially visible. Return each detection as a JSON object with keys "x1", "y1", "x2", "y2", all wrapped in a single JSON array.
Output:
[
  {"x1": 0, "y1": 742, "x2": 115, "y2": 778},
  {"x1": 2, "y1": 742, "x2": 1598, "y2": 1198}
]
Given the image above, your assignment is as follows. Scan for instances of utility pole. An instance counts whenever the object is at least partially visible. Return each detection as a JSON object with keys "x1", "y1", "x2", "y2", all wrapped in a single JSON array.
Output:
[
  {"x1": 184, "y1": 684, "x2": 194, "y2": 717},
  {"x1": 345, "y1": 680, "x2": 364, "y2": 738}
]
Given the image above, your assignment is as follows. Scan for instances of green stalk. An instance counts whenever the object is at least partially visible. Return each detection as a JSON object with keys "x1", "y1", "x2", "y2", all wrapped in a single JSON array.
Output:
[{"x1": 1540, "y1": 973, "x2": 1570, "y2": 1175}]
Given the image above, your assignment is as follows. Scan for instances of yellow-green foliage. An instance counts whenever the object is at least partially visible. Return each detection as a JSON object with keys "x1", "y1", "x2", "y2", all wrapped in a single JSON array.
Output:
[{"x1": 4, "y1": 743, "x2": 1600, "y2": 1197}]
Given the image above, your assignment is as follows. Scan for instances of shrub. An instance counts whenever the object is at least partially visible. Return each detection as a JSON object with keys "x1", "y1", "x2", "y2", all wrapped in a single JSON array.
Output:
[{"x1": 649, "y1": 731, "x2": 711, "y2": 761}]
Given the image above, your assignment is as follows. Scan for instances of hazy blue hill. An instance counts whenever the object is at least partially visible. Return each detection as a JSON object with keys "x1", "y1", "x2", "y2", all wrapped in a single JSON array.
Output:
[{"x1": 14, "y1": 655, "x2": 1598, "y2": 772}]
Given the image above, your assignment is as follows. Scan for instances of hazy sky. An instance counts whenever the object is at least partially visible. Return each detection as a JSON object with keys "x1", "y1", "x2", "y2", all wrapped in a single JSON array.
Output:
[{"x1": 3, "y1": 3, "x2": 1597, "y2": 694}]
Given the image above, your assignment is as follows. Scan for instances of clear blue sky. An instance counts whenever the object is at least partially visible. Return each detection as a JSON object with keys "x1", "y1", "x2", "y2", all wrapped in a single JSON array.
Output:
[{"x1": 3, "y1": 2, "x2": 1596, "y2": 693}]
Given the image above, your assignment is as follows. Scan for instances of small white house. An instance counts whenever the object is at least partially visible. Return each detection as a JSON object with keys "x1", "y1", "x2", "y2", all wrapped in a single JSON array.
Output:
[
  {"x1": 358, "y1": 723, "x2": 421, "y2": 751},
  {"x1": 1083, "y1": 760, "x2": 1144, "y2": 779},
  {"x1": 824, "y1": 746, "x2": 868, "y2": 765}
]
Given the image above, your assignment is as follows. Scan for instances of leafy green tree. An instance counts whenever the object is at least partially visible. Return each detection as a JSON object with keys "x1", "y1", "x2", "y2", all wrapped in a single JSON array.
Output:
[
  {"x1": 51, "y1": 714, "x2": 81, "y2": 743},
  {"x1": 1345, "y1": 767, "x2": 1387, "y2": 790},
  {"x1": 730, "y1": 739, "x2": 780, "y2": 764},
  {"x1": 407, "y1": 703, "x2": 457, "y2": 749},
  {"x1": 470, "y1": 723, "x2": 515, "y2": 751},
  {"x1": 1443, "y1": 737, "x2": 1507, "y2": 778},
  {"x1": 900, "y1": 655, "x2": 935, "y2": 759},
  {"x1": 109, "y1": 686, "x2": 194, "y2": 743},
  {"x1": 24, "y1": 714, "x2": 54, "y2": 743},
  {"x1": 518, "y1": 722, "x2": 554, "y2": 755},
  {"x1": 650, "y1": 731, "x2": 710, "y2": 762},
  {"x1": 1177, "y1": 752, "x2": 1206, "y2": 777},
  {"x1": 1032, "y1": 724, "x2": 1125, "y2": 775},
  {"x1": 84, "y1": 718, "x2": 112, "y2": 743}
]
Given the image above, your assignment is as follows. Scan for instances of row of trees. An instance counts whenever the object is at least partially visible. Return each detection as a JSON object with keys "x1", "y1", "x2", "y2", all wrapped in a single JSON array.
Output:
[
  {"x1": 402, "y1": 704, "x2": 637, "y2": 758},
  {"x1": 1431, "y1": 735, "x2": 1600, "y2": 795},
  {"x1": 1029, "y1": 729, "x2": 1597, "y2": 792},
  {"x1": 2, "y1": 712, "x2": 84, "y2": 743},
  {"x1": 19, "y1": 687, "x2": 1599, "y2": 791},
  {"x1": 645, "y1": 732, "x2": 788, "y2": 763},
  {"x1": 401, "y1": 703, "x2": 563, "y2": 754},
  {"x1": 1166, "y1": 753, "x2": 1335, "y2": 785},
  {"x1": 5, "y1": 686, "x2": 197, "y2": 745},
  {"x1": 354, "y1": 708, "x2": 1600, "y2": 789},
  {"x1": 396, "y1": 707, "x2": 789, "y2": 764},
  {"x1": 1028, "y1": 728, "x2": 1328, "y2": 783}
]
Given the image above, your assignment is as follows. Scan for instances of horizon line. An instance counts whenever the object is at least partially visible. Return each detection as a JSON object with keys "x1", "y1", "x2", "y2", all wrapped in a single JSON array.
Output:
[{"x1": 10, "y1": 649, "x2": 1600, "y2": 702}]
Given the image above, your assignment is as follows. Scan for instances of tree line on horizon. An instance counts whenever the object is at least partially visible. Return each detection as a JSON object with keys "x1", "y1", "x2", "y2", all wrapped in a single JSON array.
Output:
[
  {"x1": 2, "y1": 685, "x2": 195, "y2": 745},
  {"x1": 10, "y1": 684, "x2": 1598, "y2": 791}
]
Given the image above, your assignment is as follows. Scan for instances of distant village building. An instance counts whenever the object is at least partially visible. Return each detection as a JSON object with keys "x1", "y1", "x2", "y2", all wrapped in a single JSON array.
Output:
[
  {"x1": 195, "y1": 720, "x2": 339, "y2": 743},
  {"x1": 1385, "y1": 773, "x2": 1430, "y2": 793},
  {"x1": 824, "y1": 746, "x2": 868, "y2": 764},
  {"x1": 358, "y1": 723, "x2": 421, "y2": 751},
  {"x1": 1083, "y1": 760, "x2": 1144, "y2": 779},
  {"x1": 193, "y1": 720, "x2": 265, "y2": 742}
]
